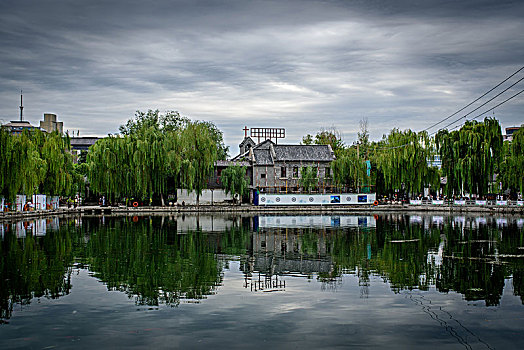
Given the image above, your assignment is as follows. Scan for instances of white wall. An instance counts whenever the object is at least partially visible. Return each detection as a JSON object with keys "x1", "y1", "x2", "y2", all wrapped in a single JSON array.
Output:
[
  {"x1": 16, "y1": 195, "x2": 26, "y2": 211},
  {"x1": 259, "y1": 193, "x2": 376, "y2": 205},
  {"x1": 176, "y1": 189, "x2": 234, "y2": 205},
  {"x1": 32, "y1": 194, "x2": 47, "y2": 210}
]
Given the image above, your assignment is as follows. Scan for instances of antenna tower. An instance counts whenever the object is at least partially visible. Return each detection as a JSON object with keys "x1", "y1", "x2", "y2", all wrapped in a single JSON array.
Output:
[{"x1": 19, "y1": 90, "x2": 23, "y2": 121}]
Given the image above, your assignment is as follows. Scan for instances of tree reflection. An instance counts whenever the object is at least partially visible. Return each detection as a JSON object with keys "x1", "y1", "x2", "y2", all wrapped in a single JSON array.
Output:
[
  {"x1": 250, "y1": 214, "x2": 524, "y2": 306},
  {"x1": 1, "y1": 214, "x2": 523, "y2": 322},
  {"x1": 0, "y1": 221, "x2": 78, "y2": 321},
  {"x1": 81, "y1": 217, "x2": 230, "y2": 306}
]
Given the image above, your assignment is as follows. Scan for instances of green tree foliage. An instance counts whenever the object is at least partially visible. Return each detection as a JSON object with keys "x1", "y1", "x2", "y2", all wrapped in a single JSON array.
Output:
[
  {"x1": 301, "y1": 134, "x2": 314, "y2": 145},
  {"x1": 302, "y1": 128, "x2": 345, "y2": 156},
  {"x1": 332, "y1": 147, "x2": 367, "y2": 191},
  {"x1": 220, "y1": 164, "x2": 249, "y2": 203},
  {"x1": 436, "y1": 118, "x2": 503, "y2": 197},
  {"x1": 87, "y1": 110, "x2": 224, "y2": 203},
  {"x1": 299, "y1": 166, "x2": 318, "y2": 192},
  {"x1": 179, "y1": 122, "x2": 219, "y2": 203},
  {"x1": 0, "y1": 128, "x2": 74, "y2": 202},
  {"x1": 119, "y1": 109, "x2": 189, "y2": 135},
  {"x1": 119, "y1": 110, "x2": 228, "y2": 160},
  {"x1": 374, "y1": 129, "x2": 439, "y2": 195},
  {"x1": 198, "y1": 120, "x2": 229, "y2": 160},
  {"x1": 499, "y1": 126, "x2": 524, "y2": 194},
  {"x1": 37, "y1": 132, "x2": 75, "y2": 196}
]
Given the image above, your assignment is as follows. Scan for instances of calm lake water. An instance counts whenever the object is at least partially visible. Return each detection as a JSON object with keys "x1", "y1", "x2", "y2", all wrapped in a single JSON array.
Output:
[{"x1": 1, "y1": 213, "x2": 524, "y2": 349}]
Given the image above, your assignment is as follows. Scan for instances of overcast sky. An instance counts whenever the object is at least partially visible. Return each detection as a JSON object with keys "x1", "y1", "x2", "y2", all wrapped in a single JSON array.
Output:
[{"x1": 1, "y1": 0, "x2": 523, "y2": 155}]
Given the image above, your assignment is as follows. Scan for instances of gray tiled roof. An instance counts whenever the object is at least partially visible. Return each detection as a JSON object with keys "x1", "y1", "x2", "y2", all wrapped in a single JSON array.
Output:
[
  {"x1": 231, "y1": 138, "x2": 335, "y2": 166},
  {"x1": 253, "y1": 149, "x2": 273, "y2": 165},
  {"x1": 273, "y1": 145, "x2": 334, "y2": 162},
  {"x1": 239, "y1": 137, "x2": 255, "y2": 147},
  {"x1": 250, "y1": 144, "x2": 334, "y2": 165},
  {"x1": 254, "y1": 139, "x2": 273, "y2": 150},
  {"x1": 215, "y1": 160, "x2": 250, "y2": 167},
  {"x1": 70, "y1": 137, "x2": 100, "y2": 146}
]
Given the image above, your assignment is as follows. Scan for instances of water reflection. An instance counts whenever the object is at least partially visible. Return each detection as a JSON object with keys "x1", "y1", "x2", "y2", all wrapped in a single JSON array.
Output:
[
  {"x1": 1, "y1": 213, "x2": 524, "y2": 323},
  {"x1": 258, "y1": 215, "x2": 376, "y2": 228}
]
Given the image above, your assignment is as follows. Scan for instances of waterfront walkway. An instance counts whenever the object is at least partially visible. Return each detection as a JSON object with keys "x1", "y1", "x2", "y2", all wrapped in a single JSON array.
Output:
[{"x1": 1, "y1": 202, "x2": 523, "y2": 222}]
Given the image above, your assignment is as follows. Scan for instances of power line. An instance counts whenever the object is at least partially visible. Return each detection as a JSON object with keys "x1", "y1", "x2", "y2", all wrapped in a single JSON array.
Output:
[
  {"x1": 423, "y1": 66, "x2": 524, "y2": 132},
  {"x1": 373, "y1": 67, "x2": 524, "y2": 151},
  {"x1": 373, "y1": 86, "x2": 524, "y2": 150},
  {"x1": 430, "y1": 88, "x2": 524, "y2": 136},
  {"x1": 431, "y1": 75, "x2": 524, "y2": 131}
]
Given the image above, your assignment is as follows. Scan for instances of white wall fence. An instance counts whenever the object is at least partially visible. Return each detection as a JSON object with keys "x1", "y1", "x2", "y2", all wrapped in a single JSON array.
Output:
[
  {"x1": 177, "y1": 189, "x2": 234, "y2": 205},
  {"x1": 1, "y1": 195, "x2": 60, "y2": 212},
  {"x1": 409, "y1": 199, "x2": 524, "y2": 207},
  {"x1": 259, "y1": 193, "x2": 377, "y2": 206}
]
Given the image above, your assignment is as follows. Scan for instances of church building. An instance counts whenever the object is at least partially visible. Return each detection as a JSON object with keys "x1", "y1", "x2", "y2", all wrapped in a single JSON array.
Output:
[{"x1": 220, "y1": 127, "x2": 336, "y2": 194}]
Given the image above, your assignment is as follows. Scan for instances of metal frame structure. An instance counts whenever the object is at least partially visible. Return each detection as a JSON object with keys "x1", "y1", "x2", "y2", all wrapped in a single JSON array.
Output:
[{"x1": 250, "y1": 127, "x2": 285, "y2": 144}]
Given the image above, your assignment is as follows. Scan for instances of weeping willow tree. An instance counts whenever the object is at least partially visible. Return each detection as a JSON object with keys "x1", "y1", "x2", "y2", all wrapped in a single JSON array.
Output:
[
  {"x1": 35, "y1": 131, "x2": 75, "y2": 196},
  {"x1": 374, "y1": 129, "x2": 439, "y2": 196},
  {"x1": 1, "y1": 128, "x2": 75, "y2": 202},
  {"x1": 179, "y1": 122, "x2": 219, "y2": 204},
  {"x1": 435, "y1": 118, "x2": 503, "y2": 197},
  {"x1": 499, "y1": 126, "x2": 524, "y2": 194},
  {"x1": 87, "y1": 110, "x2": 223, "y2": 204},
  {"x1": 88, "y1": 136, "x2": 126, "y2": 199},
  {"x1": 332, "y1": 147, "x2": 367, "y2": 192},
  {"x1": 221, "y1": 164, "x2": 249, "y2": 204},
  {"x1": 299, "y1": 166, "x2": 318, "y2": 193},
  {"x1": 0, "y1": 130, "x2": 44, "y2": 201}
]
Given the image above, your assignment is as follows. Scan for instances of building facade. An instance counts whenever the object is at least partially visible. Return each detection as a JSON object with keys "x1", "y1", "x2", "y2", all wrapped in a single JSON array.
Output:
[
  {"x1": 39, "y1": 113, "x2": 63, "y2": 134},
  {"x1": 2, "y1": 120, "x2": 41, "y2": 135},
  {"x1": 230, "y1": 137, "x2": 336, "y2": 194}
]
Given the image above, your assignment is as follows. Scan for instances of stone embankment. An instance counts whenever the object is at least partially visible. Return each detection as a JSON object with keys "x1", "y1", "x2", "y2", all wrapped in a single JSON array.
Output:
[{"x1": 1, "y1": 203, "x2": 523, "y2": 222}]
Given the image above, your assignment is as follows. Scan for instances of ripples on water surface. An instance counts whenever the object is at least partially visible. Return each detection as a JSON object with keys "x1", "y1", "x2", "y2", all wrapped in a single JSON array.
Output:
[{"x1": 1, "y1": 213, "x2": 524, "y2": 349}]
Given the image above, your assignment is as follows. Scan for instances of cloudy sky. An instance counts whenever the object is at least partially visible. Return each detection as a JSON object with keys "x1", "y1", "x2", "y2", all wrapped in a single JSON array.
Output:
[{"x1": 1, "y1": 0, "x2": 523, "y2": 154}]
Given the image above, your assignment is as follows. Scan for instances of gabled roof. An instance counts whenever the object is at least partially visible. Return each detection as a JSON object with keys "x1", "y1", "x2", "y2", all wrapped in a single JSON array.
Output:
[
  {"x1": 230, "y1": 138, "x2": 335, "y2": 166},
  {"x1": 253, "y1": 149, "x2": 273, "y2": 165},
  {"x1": 214, "y1": 160, "x2": 251, "y2": 167},
  {"x1": 273, "y1": 144, "x2": 334, "y2": 162},
  {"x1": 253, "y1": 139, "x2": 274, "y2": 150},
  {"x1": 239, "y1": 136, "x2": 256, "y2": 147}
]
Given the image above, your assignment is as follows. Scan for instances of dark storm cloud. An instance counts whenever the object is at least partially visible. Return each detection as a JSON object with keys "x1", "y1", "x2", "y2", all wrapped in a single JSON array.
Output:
[{"x1": 1, "y1": 0, "x2": 523, "y2": 152}]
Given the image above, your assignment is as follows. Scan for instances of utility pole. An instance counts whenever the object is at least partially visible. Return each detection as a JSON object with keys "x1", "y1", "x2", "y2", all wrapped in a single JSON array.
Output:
[{"x1": 357, "y1": 142, "x2": 360, "y2": 193}]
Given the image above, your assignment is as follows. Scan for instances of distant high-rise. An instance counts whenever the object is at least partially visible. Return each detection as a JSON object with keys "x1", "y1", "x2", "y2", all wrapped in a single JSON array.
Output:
[{"x1": 40, "y1": 113, "x2": 63, "y2": 134}]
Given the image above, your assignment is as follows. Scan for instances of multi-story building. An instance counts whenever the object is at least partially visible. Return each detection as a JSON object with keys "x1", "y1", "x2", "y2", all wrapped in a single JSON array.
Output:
[
  {"x1": 2, "y1": 120, "x2": 41, "y2": 135},
  {"x1": 229, "y1": 136, "x2": 336, "y2": 194}
]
